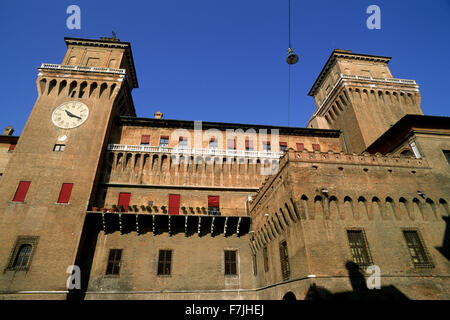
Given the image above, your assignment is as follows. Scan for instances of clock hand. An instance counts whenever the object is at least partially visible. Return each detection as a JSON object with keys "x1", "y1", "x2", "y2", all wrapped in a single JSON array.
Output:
[{"x1": 64, "y1": 109, "x2": 82, "y2": 120}]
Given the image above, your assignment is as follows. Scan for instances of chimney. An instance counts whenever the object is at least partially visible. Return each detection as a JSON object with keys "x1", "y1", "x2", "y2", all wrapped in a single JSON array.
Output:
[
  {"x1": 3, "y1": 126, "x2": 14, "y2": 136},
  {"x1": 154, "y1": 111, "x2": 163, "y2": 119}
]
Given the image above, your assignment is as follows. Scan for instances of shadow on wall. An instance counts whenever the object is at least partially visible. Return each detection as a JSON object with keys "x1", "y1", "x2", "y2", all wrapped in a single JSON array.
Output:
[
  {"x1": 304, "y1": 261, "x2": 410, "y2": 301},
  {"x1": 436, "y1": 215, "x2": 450, "y2": 261}
]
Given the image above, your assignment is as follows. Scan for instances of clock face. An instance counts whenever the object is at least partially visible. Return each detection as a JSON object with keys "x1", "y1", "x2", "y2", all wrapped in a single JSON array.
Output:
[{"x1": 52, "y1": 101, "x2": 89, "y2": 129}]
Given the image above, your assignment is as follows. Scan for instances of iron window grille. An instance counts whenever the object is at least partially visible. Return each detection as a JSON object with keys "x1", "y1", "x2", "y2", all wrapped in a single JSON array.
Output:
[
  {"x1": 402, "y1": 229, "x2": 434, "y2": 268},
  {"x1": 224, "y1": 250, "x2": 238, "y2": 275},
  {"x1": 279, "y1": 240, "x2": 290, "y2": 281},
  {"x1": 346, "y1": 229, "x2": 373, "y2": 267},
  {"x1": 157, "y1": 250, "x2": 172, "y2": 276},
  {"x1": 105, "y1": 249, "x2": 122, "y2": 275}
]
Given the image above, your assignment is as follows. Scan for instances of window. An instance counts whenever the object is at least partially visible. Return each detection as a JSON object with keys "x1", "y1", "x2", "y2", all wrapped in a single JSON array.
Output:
[
  {"x1": 263, "y1": 246, "x2": 269, "y2": 272},
  {"x1": 296, "y1": 143, "x2": 304, "y2": 151},
  {"x1": 279, "y1": 142, "x2": 287, "y2": 153},
  {"x1": 279, "y1": 241, "x2": 290, "y2": 280},
  {"x1": 57, "y1": 183, "x2": 73, "y2": 204},
  {"x1": 178, "y1": 137, "x2": 188, "y2": 149},
  {"x1": 252, "y1": 254, "x2": 258, "y2": 276},
  {"x1": 118, "y1": 192, "x2": 131, "y2": 212},
  {"x1": 105, "y1": 249, "x2": 122, "y2": 275},
  {"x1": 312, "y1": 144, "x2": 321, "y2": 152},
  {"x1": 12, "y1": 181, "x2": 31, "y2": 202},
  {"x1": 169, "y1": 194, "x2": 180, "y2": 215},
  {"x1": 443, "y1": 150, "x2": 450, "y2": 165},
  {"x1": 209, "y1": 138, "x2": 218, "y2": 149},
  {"x1": 157, "y1": 250, "x2": 172, "y2": 275},
  {"x1": 227, "y1": 139, "x2": 235, "y2": 150},
  {"x1": 347, "y1": 229, "x2": 372, "y2": 266},
  {"x1": 245, "y1": 139, "x2": 254, "y2": 151},
  {"x1": 224, "y1": 250, "x2": 237, "y2": 275},
  {"x1": 53, "y1": 144, "x2": 65, "y2": 152},
  {"x1": 141, "y1": 135, "x2": 150, "y2": 146},
  {"x1": 160, "y1": 136, "x2": 169, "y2": 147},
  {"x1": 402, "y1": 230, "x2": 433, "y2": 268},
  {"x1": 263, "y1": 141, "x2": 271, "y2": 152},
  {"x1": 8, "y1": 144, "x2": 16, "y2": 152},
  {"x1": 208, "y1": 195, "x2": 220, "y2": 216},
  {"x1": 7, "y1": 236, "x2": 39, "y2": 271}
]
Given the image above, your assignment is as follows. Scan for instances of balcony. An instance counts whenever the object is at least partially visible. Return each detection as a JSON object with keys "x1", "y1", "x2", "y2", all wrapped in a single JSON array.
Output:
[
  {"x1": 86, "y1": 210, "x2": 251, "y2": 237},
  {"x1": 39, "y1": 63, "x2": 126, "y2": 76},
  {"x1": 107, "y1": 144, "x2": 283, "y2": 159}
]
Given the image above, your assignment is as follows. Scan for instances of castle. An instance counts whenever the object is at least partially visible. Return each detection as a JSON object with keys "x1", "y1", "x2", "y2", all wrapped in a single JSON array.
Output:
[{"x1": 0, "y1": 37, "x2": 448, "y2": 300}]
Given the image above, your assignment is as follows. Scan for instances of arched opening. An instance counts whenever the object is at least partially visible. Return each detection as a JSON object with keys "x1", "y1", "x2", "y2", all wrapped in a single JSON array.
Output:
[{"x1": 282, "y1": 291, "x2": 296, "y2": 301}]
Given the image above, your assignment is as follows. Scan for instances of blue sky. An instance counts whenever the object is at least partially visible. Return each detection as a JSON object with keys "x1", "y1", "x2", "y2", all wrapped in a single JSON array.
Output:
[{"x1": 0, "y1": 0, "x2": 449, "y2": 135}]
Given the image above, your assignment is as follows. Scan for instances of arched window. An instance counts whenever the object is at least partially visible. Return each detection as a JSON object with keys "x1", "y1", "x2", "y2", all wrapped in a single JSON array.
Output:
[{"x1": 13, "y1": 244, "x2": 32, "y2": 269}]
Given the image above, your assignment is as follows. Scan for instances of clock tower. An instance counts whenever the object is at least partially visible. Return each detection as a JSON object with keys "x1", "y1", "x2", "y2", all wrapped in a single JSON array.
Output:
[{"x1": 0, "y1": 36, "x2": 138, "y2": 299}]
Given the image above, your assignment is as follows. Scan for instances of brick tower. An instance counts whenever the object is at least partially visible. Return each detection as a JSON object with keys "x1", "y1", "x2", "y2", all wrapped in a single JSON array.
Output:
[
  {"x1": 307, "y1": 49, "x2": 423, "y2": 153},
  {"x1": 0, "y1": 37, "x2": 138, "y2": 299}
]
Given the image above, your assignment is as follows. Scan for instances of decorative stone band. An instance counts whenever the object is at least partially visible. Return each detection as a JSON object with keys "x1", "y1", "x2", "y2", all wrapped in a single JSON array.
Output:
[
  {"x1": 39, "y1": 63, "x2": 126, "y2": 76},
  {"x1": 313, "y1": 73, "x2": 419, "y2": 118},
  {"x1": 107, "y1": 144, "x2": 284, "y2": 159}
]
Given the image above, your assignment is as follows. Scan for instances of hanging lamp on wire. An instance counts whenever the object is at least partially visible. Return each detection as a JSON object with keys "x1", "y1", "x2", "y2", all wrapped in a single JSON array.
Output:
[{"x1": 286, "y1": 0, "x2": 299, "y2": 64}]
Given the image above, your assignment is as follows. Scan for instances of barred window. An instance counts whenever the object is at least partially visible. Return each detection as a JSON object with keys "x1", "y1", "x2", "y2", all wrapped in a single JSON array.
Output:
[
  {"x1": 7, "y1": 236, "x2": 39, "y2": 271},
  {"x1": 224, "y1": 250, "x2": 237, "y2": 275},
  {"x1": 106, "y1": 249, "x2": 122, "y2": 275},
  {"x1": 263, "y1": 246, "x2": 269, "y2": 272},
  {"x1": 157, "y1": 250, "x2": 172, "y2": 275},
  {"x1": 347, "y1": 230, "x2": 372, "y2": 266},
  {"x1": 279, "y1": 241, "x2": 290, "y2": 281},
  {"x1": 403, "y1": 230, "x2": 433, "y2": 268}
]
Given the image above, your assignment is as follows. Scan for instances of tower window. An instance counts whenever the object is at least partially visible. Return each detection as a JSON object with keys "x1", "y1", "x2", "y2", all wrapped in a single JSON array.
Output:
[
  {"x1": 402, "y1": 230, "x2": 433, "y2": 268},
  {"x1": 157, "y1": 250, "x2": 172, "y2": 276},
  {"x1": 245, "y1": 139, "x2": 254, "y2": 151},
  {"x1": 12, "y1": 181, "x2": 31, "y2": 202},
  {"x1": 57, "y1": 183, "x2": 74, "y2": 204},
  {"x1": 106, "y1": 249, "x2": 122, "y2": 275},
  {"x1": 209, "y1": 138, "x2": 218, "y2": 149},
  {"x1": 208, "y1": 195, "x2": 220, "y2": 216},
  {"x1": 279, "y1": 240, "x2": 290, "y2": 280},
  {"x1": 312, "y1": 144, "x2": 321, "y2": 152},
  {"x1": 224, "y1": 250, "x2": 237, "y2": 275},
  {"x1": 7, "y1": 236, "x2": 39, "y2": 271},
  {"x1": 263, "y1": 141, "x2": 271, "y2": 152},
  {"x1": 347, "y1": 229, "x2": 372, "y2": 266},
  {"x1": 279, "y1": 142, "x2": 288, "y2": 153},
  {"x1": 178, "y1": 137, "x2": 188, "y2": 149},
  {"x1": 53, "y1": 144, "x2": 65, "y2": 152},
  {"x1": 140, "y1": 135, "x2": 150, "y2": 146},
  {"x1": 263, "y1": 246, "x2": 269, "y2": 272},
  {"x1": 159, "y1": 136, "x2": 169, "y2": 147}
]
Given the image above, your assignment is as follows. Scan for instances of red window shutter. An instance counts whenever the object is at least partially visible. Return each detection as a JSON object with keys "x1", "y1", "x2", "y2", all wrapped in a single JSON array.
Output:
[
  {"x1": 208, "y1": 196, "x2": 220, "y2": 208},
  {"x1": 8, "y1": 144, "x2": 16, "y2": 151},
  {"x1": 13, "y1": 181, "x2": 31, "y2": 202},
  {"x1": 118, "y1": 193, "x2": 131, "y2": 212},
  {"x1": 279, "y1": 142, "x2": 287, "y2": 147},
  {"x1": 141, "y1": 135, "x2": 150, "y2": 144},
  {"x1": 313, "y1": 144, "x2": 321, "y2": 151},
  {"x1": 169, "y1": 194, "x2": 180, "y2": 215},
  {"x1": 57, "y1": 183, "x2": 74, "y2": 204},
  {"x1": 296, "y1": 143, "x2": 304, "y2": 151},
  {"x1": 210, "y1": 137, "x2": 216, "y2": 142},
  {"x1": 161, "y1": 136, "x2": 169, "y2": 139}
]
